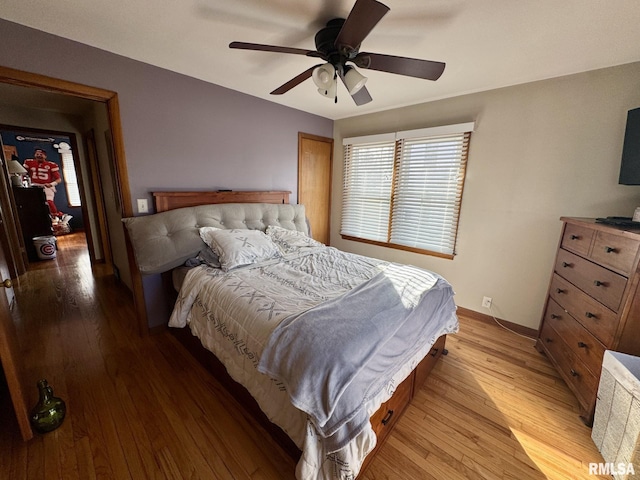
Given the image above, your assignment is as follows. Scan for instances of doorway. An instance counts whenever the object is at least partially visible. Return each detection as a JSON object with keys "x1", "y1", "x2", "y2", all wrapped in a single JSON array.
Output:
[
  {"x1": 0, "y1": 66, "x2": 132, "y2": 283},
  {"x1": 0, "y1": 67, "x2": 134, "y2": 444},
  {"x1": 0, "y1": 127, "x2": 91, "y2": 267}
]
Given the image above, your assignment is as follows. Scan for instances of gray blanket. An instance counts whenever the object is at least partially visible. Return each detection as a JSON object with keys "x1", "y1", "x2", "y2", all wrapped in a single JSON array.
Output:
[{"x1": 258, "y1": 263, "x2": 457, "y2": 453}]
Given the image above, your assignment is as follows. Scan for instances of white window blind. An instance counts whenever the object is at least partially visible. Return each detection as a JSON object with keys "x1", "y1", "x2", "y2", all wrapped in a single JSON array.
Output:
[
  {"x1": 341, "y1": 123, "x2": 473, "y2": 258},
  {"x1": 341, "y1": 140, "x2": 395, "y2": 242},
  {"x1": 60, "y1": 151, "x2": 81, "y2": 207},
  {"x1": 390, "y1": 133, "x2": 470, "y2": 255}
]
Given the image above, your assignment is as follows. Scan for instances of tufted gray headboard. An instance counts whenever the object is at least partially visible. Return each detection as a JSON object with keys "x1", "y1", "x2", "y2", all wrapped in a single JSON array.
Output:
[{"x1": 123, "y1": 202, "x2": 308, "y2": 275}]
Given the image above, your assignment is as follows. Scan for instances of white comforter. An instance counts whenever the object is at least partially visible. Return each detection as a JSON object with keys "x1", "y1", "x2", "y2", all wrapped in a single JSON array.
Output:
[{"x1": 169, "y1": 245, "x2": 459, "y2": 479}]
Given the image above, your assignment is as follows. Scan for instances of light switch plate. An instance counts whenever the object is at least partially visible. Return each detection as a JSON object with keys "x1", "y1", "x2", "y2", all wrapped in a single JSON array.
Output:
[{"x1": 137, "y1": 198, "x2": 148, "y2": 213}]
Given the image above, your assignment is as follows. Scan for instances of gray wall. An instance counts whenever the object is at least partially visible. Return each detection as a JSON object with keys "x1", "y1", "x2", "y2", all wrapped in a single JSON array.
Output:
[
  {"x1": 0, "y1": 19, "x2": 332, "y2": 207},
  {"x1": 333, "y1": 62, "x2": 640, "y2": 330},
  {"x1": 0, "y1": 19, "x2": 332, "y2": 328}
]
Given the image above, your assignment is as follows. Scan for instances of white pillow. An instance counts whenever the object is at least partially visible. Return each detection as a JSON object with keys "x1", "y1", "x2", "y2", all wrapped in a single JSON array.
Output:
[
  {"x1": 266, "y1": 225, "x2": 323, "y2": 254},
  {"x1": 199, "y1": 227, "x2": 280, "y2": 271}
]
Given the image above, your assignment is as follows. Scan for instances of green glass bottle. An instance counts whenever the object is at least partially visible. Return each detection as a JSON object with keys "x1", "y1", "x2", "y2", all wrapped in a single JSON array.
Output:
[{"x1": 30, "y1": 379, "x2": 66, "y2": 433}]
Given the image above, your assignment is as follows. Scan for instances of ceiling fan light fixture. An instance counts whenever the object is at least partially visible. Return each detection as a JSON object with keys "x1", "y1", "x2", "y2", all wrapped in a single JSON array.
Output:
[
  {"x1": 317, "y1": 79, "x2": 337, "y2": 98},
  {"x1": 230, "y1": 0, "x2": 446, "y2": 105},
  {"x1": 343, "y1": 66, "x2": 367, "y2": 95},
  {"x1": 312, "y1": 63, "x2": 336, "y2": 89}
]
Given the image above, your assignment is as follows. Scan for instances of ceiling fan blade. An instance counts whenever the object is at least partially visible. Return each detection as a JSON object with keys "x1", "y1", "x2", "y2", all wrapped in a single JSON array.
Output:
[
  {"x1": 229, "y1": 41, "x2": 321, "y2": 58},
  {"x1": 355, "y1": 52, "x2": 445, "y2": 80},
  {"x1": 338, "y1": 69, "x2": 373, "y2": 106},
  {"x1": 271, "y1": 65, "x2": 323, "y2": 95},
  {"x1": 334, "y1": 0, "x2": 390, "y2": 52}
]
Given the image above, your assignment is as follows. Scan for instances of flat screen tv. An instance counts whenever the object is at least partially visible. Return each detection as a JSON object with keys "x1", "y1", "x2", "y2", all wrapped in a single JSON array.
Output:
[{"x1": 619, "y1": 107, "x2": 640, "y2": 185}]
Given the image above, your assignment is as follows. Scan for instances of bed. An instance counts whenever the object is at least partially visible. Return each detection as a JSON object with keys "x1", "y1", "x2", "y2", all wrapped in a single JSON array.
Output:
[{"x1": 123, "y1": 190, "x2": 459, "y2": 479}]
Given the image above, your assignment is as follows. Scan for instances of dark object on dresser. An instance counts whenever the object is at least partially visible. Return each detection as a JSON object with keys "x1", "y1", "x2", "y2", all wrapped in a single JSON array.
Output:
[
  {"x1": 595, "y1": 216, "x2": 640, "y2": 228},
  {"x1": 619, "y1": 106, "x2": 640, "y2": 185},
  {"x1": 536, "y1": 217, "x2": 640, "y2": 424},
  {"x1": 12, "y1": 187, "x2": 53, "y2": 262}
]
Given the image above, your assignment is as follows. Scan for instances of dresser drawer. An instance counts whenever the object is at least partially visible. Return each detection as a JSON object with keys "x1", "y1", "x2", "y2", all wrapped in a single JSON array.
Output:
[
  {"x1": 539, "y1": 321, "x2": 598, "y2": 411},
  {"x1": 556, "y1": 249, "x2": 627, "y2": 311},
  {"x1": 543, "y1": 298, "x2": 606, "y2": 377},
  {"x1": 549, "y1": 274, "x2": 618, "y2": 345},
  {"x1": 561, "y1": 223, "x2": 595, "y2": 257},
  {"x1": 370, "y1": 370, "x2": 413, "y2": 445},
  {"x1": 590, "y1": 230, "x2": 640, "y2": 276}
]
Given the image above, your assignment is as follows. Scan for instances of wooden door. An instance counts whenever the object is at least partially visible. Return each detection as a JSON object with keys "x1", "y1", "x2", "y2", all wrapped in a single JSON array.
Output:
[
  {"x1": 84, "y1": 129, "x2": 111, "y2": 266},
  {"x1": 298, "y1": 133, "x2": 333, "y2": 245},
  {"x1": 0, "y1": 206, "x2": 32, "y2": 441}
]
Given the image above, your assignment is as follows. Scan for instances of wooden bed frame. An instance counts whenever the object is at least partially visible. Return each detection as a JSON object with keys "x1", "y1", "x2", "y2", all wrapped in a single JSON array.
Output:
[{"x1": 152, "y1": 190, "x2": 449, "y2": 477}]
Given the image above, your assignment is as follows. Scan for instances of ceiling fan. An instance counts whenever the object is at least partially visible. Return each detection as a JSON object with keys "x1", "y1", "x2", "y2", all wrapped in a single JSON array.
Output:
[{"x1": 229, "y1": 0, "x2": 445, "y2": 106}]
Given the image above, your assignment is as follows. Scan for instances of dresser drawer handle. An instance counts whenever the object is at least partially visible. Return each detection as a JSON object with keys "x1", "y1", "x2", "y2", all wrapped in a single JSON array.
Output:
[
  {"x1": 545, "y1": 338, "x2": 553, "y2": 343},
  {"x1": 381, "y1": 409, "x2": 394, "y2": 426},
  {"x1": 562, "y1": 262, "x2": 572, "y2": 268},
  {"x1": 550, "y1": 313, "x2": 560, "y2": 319},
  {"x1": 593, "y1": 280, "x2": 604, "y2": 287},
  {"x1": 570, "y1": 369, "x2": 579, "y2": 377},
  {"x1": 585, "y1": 312, "x2": 597, "y2": 319},
  {"x1": 605, "y1": 246, "x2": 617, "y2": 253},
  {"x1": 556, "y1": 288, "x2": 565, "y2": 294},
  {"x1": 577, "y1": 341, "x2": 587, "y2": 348},
  {"x1": 430, "y1": 348, "x2": 439, "y2": 357},
  {"x1": 570, "y1": 234, "x2": 580, "y2": 240}
]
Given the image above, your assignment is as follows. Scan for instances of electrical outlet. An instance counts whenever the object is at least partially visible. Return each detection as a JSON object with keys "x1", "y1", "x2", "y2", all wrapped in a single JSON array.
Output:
[
  {"x1": 482, "y1": 296, "x2": 492, "y2": 308},
  {"x1": 137, "y1": 198, "x2": 148, "y2": 213}
]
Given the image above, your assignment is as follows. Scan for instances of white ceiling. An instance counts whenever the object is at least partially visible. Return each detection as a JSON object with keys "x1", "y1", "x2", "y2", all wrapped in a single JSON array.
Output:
[{"x1": 2, "y1": 0, "x2": 640, "y2": 120}]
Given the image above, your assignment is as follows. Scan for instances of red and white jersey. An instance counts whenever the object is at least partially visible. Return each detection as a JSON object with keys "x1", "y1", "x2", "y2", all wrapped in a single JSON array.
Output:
[{"x1": 24, "y1": 158, "x2": 61, "y2": 185}]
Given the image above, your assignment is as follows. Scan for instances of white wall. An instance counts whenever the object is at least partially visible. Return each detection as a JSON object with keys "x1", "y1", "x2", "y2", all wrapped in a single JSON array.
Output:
[{"x1": 332, "y1": 62, "x2": 640, "y2": 330}]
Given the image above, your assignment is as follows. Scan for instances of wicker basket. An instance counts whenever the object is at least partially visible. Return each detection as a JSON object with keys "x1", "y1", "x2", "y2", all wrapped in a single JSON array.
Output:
[{"x1": 592, "y1": 350, "x2": 640, "y2": 479}]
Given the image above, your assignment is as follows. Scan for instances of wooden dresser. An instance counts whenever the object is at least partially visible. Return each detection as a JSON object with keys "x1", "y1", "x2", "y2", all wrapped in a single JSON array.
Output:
[
  {"x1": 536, "y1": 217, "x2": 640, "y2": 424},
  {"x1": 12, "y1": 186, "x2": 53, "y2": 262}
]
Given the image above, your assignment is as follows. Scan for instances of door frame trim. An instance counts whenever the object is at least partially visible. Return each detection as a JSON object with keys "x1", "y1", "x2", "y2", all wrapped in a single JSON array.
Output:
[
  {"x1": 0, "y1": 65, "x2": 132, "y2": 216},
  {"x1": 0, "y1": 66, "x2": 148, "y2": 336}
]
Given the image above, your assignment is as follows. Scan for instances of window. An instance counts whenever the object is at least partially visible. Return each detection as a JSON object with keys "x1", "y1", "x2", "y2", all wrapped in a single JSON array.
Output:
[
  {"x1": 55, "y1": 142, "x2": 82, "y2": 208},
  {"x1": 60, "y1": 151, "x2": 81, "y2": 207},
  {"x1": 341, "y1": 123, "x2": 473, "y2": 258}
]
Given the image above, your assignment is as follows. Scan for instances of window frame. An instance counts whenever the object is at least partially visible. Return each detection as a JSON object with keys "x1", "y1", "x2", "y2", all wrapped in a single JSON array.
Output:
[{"x1": 341, "y1": 122, "x2": 474, "y2": 259}]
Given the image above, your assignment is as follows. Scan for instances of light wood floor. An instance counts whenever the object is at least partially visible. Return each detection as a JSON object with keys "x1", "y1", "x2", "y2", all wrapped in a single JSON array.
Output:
[{"x1": 0, "y1": 232, "x2": 608, "y2": 479}]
